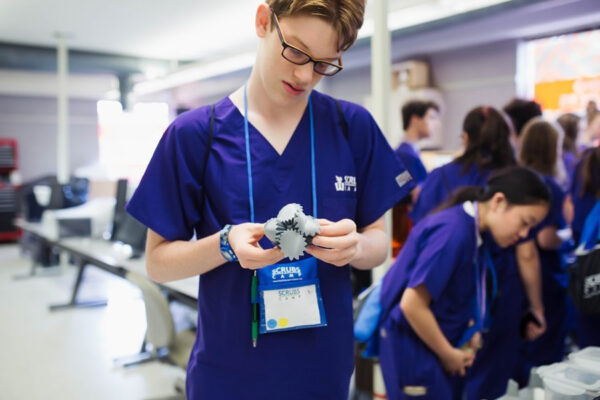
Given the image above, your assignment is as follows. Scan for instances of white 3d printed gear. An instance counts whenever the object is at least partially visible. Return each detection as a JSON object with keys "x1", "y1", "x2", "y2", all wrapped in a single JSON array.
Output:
[{"x1": 264, "y1": 203, "x2": 321, "y2": 261}]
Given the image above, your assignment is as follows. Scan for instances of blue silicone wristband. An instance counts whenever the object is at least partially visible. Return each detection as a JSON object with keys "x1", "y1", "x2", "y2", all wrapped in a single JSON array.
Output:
[{"x1": 220, "y1": 224, "x2": 238, "y2": 262}]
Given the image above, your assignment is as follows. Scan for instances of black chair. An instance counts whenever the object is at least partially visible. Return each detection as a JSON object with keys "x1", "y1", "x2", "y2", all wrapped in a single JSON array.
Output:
[{"x1": 110, "y1": 179, "x2": 147, "y2": 257}]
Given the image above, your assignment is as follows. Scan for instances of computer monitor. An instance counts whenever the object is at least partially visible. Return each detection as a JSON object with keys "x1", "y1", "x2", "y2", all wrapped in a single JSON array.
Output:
[
  {"x1": 46, "y1": 182, "x2": 65, "y2": 210},
  {"x1": 110, "y1": 179, "x2": 129, "y2": 240},
  {"x1": 110, "y1": 178, "x2": 147, "y2": 257},
  {"x1": 112, "y1": 213, "x2": 147, "y2": 257}
]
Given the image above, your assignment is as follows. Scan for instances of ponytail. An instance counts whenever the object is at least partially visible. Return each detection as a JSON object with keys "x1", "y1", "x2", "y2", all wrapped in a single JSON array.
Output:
[{"x1": 456, "y1": 106, "x2": 516, "y2": 173}]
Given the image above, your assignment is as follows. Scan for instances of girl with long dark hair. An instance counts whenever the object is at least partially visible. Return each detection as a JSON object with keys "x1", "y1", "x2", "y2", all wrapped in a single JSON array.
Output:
[{"x1": 379, "y1": 167, "x2": 550, "y2": 400}]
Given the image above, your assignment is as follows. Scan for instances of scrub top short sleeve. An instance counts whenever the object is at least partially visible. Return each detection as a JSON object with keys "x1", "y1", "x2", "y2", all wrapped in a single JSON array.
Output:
[
  {"x1": 544, "y1": 176, "x2": 566, "y2": 229},
  {"x1": 338, "y1": 101, "x2": 415, "y2": 228},
  {"x1": 395, "y1": 142, "x2": 427, "y2": 184},
  {"x1": 529, "y1": 176, "x2": 566, "y2": 240},
  {"x1": 126, "y1": 107, "x2": 210, "y2": 241},
  {"x1": 407, "y1": 222, "x2": 471, "y2": 303}
]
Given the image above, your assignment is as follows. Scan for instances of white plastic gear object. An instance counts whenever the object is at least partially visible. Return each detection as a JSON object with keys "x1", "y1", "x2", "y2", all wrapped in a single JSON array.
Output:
[
  {"x1": 299, "y1": 215, "x2": 320, "y2": 237},
  {"x1": 264, "y1": 203, "x2": 322, "y2": 260},
  {"x1": 264, "y1": 218, "x2": 279, "y2": 244},
  {"x1": 278, "y1": 230, "x2": 307, "y2": 260},
  {"x1": 277, "y1": 203, "x2": 303, "y2": 222}
]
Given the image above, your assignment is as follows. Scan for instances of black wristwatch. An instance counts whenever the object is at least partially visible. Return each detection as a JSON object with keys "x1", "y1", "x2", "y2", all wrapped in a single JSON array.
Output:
[{"x1": 219, "y1": 224, "x2": 238, "y2": 262}]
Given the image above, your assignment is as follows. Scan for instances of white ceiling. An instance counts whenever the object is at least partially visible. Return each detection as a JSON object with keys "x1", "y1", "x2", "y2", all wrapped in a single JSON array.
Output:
[
  {"x1": 0, "y1": 0, "x2": 261, "y2": 60},
  {"x1": 0, "y1": 0, "x2": 512, "y2": 61}
]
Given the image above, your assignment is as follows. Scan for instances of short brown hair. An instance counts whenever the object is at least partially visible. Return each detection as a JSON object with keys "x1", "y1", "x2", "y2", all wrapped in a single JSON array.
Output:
[
  {"x1": 557, "y1": 113, "x2": 580, "y2": 154},
  {"x1": 519, "y1": 118, "x2": 559, "y2": 176},
  {"x1": 267, "y1": 0, "x2": 365, "y2": 51}
]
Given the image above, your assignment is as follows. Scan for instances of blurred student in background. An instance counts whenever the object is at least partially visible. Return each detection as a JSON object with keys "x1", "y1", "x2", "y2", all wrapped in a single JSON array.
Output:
[
  {"x1": 517, "y1": 118, "x2": 570, "y2": 380},
  {"x1": 379, "y1": 167, "x2": 550, "y2": 400},
  {"x1": 570, "y1": 119, "x2": 600, "y2": 348}
]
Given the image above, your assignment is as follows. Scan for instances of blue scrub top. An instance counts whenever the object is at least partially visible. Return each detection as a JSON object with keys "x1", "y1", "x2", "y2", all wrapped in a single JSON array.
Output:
[
  {"x1": 563, "y1": 152, "x2": 577, "y2": 182},
  {"x1": 537, "y1": 175, "x2": 567, "y2": 275},
  {"x1": 380, "y1": 203, "x2": 482, "y2": 346},
  {"x1": 394, "y1": 142, "x2": 427, "y2": 184},
  {"x1": 126, "y1": 90, "x2": 414, "y2": 400},
  {"x1": 570, "y1": 149, "x2": 599, "y2": 243},
  {"x1": 411, "y1": 160, "x2": 489, "y2": 223}
]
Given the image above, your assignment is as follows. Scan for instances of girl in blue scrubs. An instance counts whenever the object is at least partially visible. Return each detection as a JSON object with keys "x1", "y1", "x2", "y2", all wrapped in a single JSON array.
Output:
[
  {"x1": 570, "y1": 143, "x2": 600, "y2": 347},
  {"x1": 518, "y1": 118, "x2": 569, "y2": 375},
  {"x1": 126, "y1": 2, "x2": 415, "y2": 399},
  {"x1": 408, "y1": 107, "x2": 547, "y2": 399},
  {"x1": 379, "y1": 167, "x2": 550, "y2": 400},
  {"x1": 411, "y1": 106, "x2": 515, "y2": 223}
]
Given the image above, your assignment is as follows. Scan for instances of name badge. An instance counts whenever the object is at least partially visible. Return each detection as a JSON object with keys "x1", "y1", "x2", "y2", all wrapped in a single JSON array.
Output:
[{"x1": 257, "y1": 257, "x2": 327, "y2": 333}]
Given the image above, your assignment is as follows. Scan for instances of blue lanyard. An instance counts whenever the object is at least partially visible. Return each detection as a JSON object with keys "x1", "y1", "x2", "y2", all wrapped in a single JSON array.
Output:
[
  {"x1": 473, "y1": 202, "x2": 485, "y2": 330},
  {"x1": 459, "y1": 202, "x2": 489, "y2": 347},
  {"x1": 243, "y1": 84, "x2": 317, "y2": 222},
  {"x1": 472, "y1": 203, "x2": 497, "y2": 331},
  {"x1": 483, "y1": 248, "x2": 497, "y2": 330}
]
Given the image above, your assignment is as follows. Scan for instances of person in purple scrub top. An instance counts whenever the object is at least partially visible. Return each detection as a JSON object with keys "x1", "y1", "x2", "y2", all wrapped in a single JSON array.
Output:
[
  {"x1": 125, "y1": 1, "x2": 415, "y2": 399},
  {"x1": 570, "y1": 131, "x2": 600, "y2": 348},
  {"x1": 410, "y1": 106, "x2": 548, "y2": 400},
  {"x1": 411, "y1": 106, "x2": 515, "y2": 223},
  {"x1": 517, "y1": 118, "x2": 570, "y2": 376},
  {"x1": 379, "y1": 167, "x2": 550, "y2": 400},
  {"x1": 395, "y1": 100, "x2": 440, "y2": 188}
]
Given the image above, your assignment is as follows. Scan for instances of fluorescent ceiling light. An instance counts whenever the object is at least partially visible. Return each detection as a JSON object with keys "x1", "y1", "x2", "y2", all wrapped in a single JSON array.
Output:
[
  {"x1": 134, "y1": 52, "x2": 255, "y2": 96},
  {"x1": 359, "y1": 0, "x2": 511, "y2": 38},
  {"x1": 134, "y1": 0, "x2": 511, "y2": 95}
]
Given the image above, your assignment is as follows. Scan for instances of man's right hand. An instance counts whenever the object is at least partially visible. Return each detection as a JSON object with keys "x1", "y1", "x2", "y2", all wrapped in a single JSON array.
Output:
[{"x1": 228, "y1": 223, "x2": 285, "y2": 269}]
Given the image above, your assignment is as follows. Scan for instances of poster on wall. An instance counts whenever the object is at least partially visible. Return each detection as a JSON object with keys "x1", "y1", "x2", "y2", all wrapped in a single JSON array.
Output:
[{"x1": 528, "y1": 29, "x2": 600, "y2": 118}]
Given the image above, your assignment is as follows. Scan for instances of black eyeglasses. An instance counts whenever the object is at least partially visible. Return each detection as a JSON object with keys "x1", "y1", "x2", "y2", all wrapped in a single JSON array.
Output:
[{"x1": 271, "y1": 10, "x2": 343, "y2": 76}]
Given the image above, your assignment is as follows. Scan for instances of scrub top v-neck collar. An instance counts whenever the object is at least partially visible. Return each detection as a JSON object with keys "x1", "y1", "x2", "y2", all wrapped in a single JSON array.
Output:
[
  {"x1": 225, "y1": 95, "x2": 310, "y2": 160},
  {"x1": 241, "y1": 84, "x2": 318, "y2": 223}
]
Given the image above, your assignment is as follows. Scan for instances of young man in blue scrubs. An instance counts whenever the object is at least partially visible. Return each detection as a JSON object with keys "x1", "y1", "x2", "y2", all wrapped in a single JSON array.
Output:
[
  {"x1": 395, "y1": 100, "x2": 439, "y2": 187},
  {"x1": 126, "y1": 1, "x2": 414, "y2": 399}
]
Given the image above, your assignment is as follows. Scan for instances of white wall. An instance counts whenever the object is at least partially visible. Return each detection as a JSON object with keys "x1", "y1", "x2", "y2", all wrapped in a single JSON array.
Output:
[
  {"x1": 324, "y1": 41, "x2": 519, "y2": 152},
  {"x1": 429, "y1": 39, "x2": 519, "y2": 150},
  {"x1": 0, "y1": 95, "x2": 99, "y2": 182}
]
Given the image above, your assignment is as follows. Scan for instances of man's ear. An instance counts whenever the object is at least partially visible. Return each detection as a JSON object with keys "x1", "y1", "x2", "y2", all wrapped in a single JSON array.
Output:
[{"x1": 255, "y1": 3, "x2": 271, "y2": 38}]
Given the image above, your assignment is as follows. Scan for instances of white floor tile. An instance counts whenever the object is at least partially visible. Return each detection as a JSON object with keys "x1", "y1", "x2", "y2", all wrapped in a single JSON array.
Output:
[{"x1": 0, "y1": 243, "x2": 186, "y2": 400}]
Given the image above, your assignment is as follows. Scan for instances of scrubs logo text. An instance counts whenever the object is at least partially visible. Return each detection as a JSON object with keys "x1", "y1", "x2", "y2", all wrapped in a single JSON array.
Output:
[
  {"x1": 272, "y1": 266, "x2": 302, "y2": 282},
  {"x1": 335, "y1": 175, "x2": 357, "y2": 192},
  {"x1": 584, "y1": 273, "x2": 600, "y2": 299}
]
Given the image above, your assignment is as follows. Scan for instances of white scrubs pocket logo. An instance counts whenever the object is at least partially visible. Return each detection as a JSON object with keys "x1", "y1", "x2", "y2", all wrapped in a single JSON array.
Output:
[
  {"x1": 584, "y1": 273, "x2": 600, "y2": 299},
  {"x1": 395, "y1": 171, "x2": 412, "y2": 187},
  {"x1": 335, "y1": 175, "x2": 357, "y2": 192}
]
